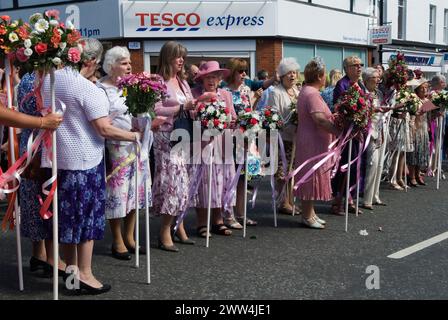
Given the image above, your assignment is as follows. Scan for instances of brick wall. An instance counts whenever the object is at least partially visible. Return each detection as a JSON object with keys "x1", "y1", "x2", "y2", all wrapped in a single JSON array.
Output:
[{"x1": 256, "y1": 38, "x2": 283, "y2": 77}]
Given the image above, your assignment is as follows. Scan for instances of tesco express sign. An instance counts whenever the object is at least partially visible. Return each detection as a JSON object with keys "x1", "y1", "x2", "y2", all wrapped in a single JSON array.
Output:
[{"x1": 134, "y1": 12, "x2": 265, "y2": 32}]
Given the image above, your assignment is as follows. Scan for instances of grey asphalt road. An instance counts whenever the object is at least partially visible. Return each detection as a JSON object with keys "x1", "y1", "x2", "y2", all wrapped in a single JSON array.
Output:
[{"x1": 1, "y1": 169, "x2": 448, "y2": 301}]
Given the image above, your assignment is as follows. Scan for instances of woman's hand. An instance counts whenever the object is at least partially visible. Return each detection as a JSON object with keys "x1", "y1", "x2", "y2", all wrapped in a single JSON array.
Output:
[
  {"x1": 183, "y1": 99, "x2": 197, "y2": 111},
  {"x1": 41, "y1": 113, "x2": 63, "y2": 130},
  {"x1": 196, "y1": 92, "x2": 217, "y2": 102},
  {"x1": 151, "y1": 116, "x2": 167, "y2": 131}
]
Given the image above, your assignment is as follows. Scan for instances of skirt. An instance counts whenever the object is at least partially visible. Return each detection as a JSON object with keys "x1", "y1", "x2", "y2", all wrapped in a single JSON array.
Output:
[
  {"x1": 53, "y1": 161, "x2": 106, "y2": 244},
  {"x1": 105, "y1": 143, "x2": 152, "y2": 220}
]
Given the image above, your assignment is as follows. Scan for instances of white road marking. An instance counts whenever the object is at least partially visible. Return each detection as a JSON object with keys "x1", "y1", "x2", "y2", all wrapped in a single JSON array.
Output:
[{"x1": 388, "y1": 231, "x2": 448, "y2": 259}]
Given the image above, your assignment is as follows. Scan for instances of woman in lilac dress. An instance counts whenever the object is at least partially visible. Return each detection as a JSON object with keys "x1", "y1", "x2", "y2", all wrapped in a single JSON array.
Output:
[
  {"x1": 191, "y1": 61, "x2": 237, "y2": 237},
  {"x1": 294, "y1": 58, "x2": 340, "y2": 229}
]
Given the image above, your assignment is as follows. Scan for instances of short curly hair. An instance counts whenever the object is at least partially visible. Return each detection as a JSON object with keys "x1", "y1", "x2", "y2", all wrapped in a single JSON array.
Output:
[{"x1": 102, "y1": 46, "x2": 130, "y2": 75}]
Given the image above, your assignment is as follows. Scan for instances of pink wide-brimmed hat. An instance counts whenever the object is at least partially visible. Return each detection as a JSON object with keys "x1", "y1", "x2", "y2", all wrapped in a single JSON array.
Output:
[{"x1": 194, "y1": 61, "x2": 230, "y2": 82}]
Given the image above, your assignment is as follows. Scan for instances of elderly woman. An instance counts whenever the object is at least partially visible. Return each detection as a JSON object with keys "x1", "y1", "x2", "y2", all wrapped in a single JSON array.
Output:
[
  {"x1": 361, "y1": 68, "x2": 388, "y2": 210},
  {"x1": 429, "y1": 75, "x2": 447, "y2": 176},
  {"x1": 267, "y1": 57, "x2": 300, "y2": 215},
  {"x1": 152, "y1": 41, "x2": 196, "y2": 252},
  {"x1": 191, "y1": 61, "x2": 237, "y2": 237},
  {"x1": 294, "y1": 58, "x2": 340, "y2": 229},
  {"x1": 407, "y1": 78, "x2": 430, "y2": 186},
  {"x1": 222, "y1": 58, "x2": 258, "y2": 228},
  {"x1": 41, "y1": 38, "x2": 142, "y2": 294},
  {"x1": 97, "y1": 46, "x2": 151, "y2": 260}
]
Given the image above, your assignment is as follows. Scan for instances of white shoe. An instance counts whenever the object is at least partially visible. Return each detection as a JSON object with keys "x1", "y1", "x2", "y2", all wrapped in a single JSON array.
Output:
[
  {"x1": 302, "y1": 217, "x2": 325, "y2": 229},
  {"x1": 314, "y1": 215, "x2": 326, "y2": 225}
]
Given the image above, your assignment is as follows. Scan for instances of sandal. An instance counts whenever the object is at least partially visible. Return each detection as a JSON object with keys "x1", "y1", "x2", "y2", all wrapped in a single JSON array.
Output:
[
  {"x1": 224, "y1": 218, "x2": 243, "y2": 230},
  {"x1": 330, "y1": 203, "x2": 344, "y2": 216},
  {"x1": 348, "y1": 204, "x2": 363, "y2": 215},
  {"x1": 211, "y1": 224, "x2": 232, "y2": 236},
  {"x1": 196, "y1": 226, "x2": 211, "y2": 238},
  {"x1": 236, "y1": 217, "x2": 258, "y2": 227}
]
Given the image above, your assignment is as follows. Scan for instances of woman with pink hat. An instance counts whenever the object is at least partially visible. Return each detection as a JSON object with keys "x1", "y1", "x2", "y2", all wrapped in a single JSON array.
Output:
[{"x1": 191, "y1": 61, "x2": 238, "y2": 237}]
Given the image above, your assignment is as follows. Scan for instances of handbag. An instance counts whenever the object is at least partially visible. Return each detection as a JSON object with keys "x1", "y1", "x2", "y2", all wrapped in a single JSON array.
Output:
[{"x1": 171, "y1": 105, "x2": 193, "y2": 147}]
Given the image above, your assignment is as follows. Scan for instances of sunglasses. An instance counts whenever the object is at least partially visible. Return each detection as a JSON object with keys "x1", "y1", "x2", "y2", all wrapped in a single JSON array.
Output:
[
  {"x1": 238, "y1": 69, "x2": 248, "y2": 74},
  {"x1": 350, "y1": 63, "x2": 364, "y2": 68}
]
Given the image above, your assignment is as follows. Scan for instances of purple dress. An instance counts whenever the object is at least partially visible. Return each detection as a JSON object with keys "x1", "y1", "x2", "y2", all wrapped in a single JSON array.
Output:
[{"x1": 294, "y1": 85, "x2": 334, "y2": 201}]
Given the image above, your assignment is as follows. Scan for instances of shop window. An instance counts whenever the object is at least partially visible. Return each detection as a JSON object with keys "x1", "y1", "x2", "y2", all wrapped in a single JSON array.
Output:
[
  {"x1": 0, "y1": 0, "x2": 14, "y2": 10},
  {"x1": 343, "y1": 48, "x2": 367, "y2": 68},
  {"x1": 316, "y1": 45, "x2": 343, "y2": 72},
  {"x1": 397, "y1": 0, "x2": 406, "y2": 40},
  {"x1": 283, "y1": 42, "x2": 315, "y2": 73},
  {"x1": 429, "y1": 5, "x2": 437, "y2": 43},
  {"x1": 444, "y1": 9, "x2": 448, "y2": 44}
]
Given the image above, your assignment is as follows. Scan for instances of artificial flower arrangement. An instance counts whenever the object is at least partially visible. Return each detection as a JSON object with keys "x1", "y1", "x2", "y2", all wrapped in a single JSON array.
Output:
[
  {"x1": 117, "y1": 72, "x2": 168, "y2": 118},
  {"x1": 334, "y1": 82, "x2": 374, "y2": 132},
  {"x1": 430, "y1": 90, "x2": 448, "y2": 111},
  {"x1": 237, "y1": 107, "x2": 262, "y2": 135},
  {"x1": 4, "y1": 10, "x2": 84, "y2": 73},
  {"x1": 0, "y1": 15, "x2": 28, "y2": 58},
  {"x1": 396, "y1": 88, "x2": 422, "y2": 115},
  {"x1": 196, "y1": 96, "x2": 232, "y2": 132},
  {"x1": 386, "y1": 52, "x2": 409, "y2": 90},
  {"x1": 261, "y1": 106, "x2": 284, "y2": 131}
]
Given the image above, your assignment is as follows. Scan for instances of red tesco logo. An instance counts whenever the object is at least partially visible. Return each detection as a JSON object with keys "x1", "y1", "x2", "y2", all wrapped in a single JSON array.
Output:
[{"x1": 135, "y1": 12, "x2": 201, "y2": 27}]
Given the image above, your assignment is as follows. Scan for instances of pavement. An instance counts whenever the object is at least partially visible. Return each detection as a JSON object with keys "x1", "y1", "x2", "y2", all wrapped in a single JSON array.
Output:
[{"x1": 1, "y1": 167, "x2": 448, "y2": 301}]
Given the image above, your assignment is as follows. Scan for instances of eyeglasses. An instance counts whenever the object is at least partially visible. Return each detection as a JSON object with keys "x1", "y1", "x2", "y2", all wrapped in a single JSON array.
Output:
[
  {"x1": 350, "y1": 63, "x2": 364, "y2": 68},
  {"x1": 238, "y1": 69, "x2": 248, "y2": 74}
]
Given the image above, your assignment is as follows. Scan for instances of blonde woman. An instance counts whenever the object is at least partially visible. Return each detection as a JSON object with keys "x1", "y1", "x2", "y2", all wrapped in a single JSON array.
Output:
[{"x1": 321, "y1": 69, "x2": 342, "y2": 111}]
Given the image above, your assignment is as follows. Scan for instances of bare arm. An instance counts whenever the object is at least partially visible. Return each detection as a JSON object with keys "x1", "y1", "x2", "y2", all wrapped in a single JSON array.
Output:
[
  {"x1": 91, "y1": 117, "x2": 138, "y2": 142},
  {"x1": 311, "y1": 112, "x2": 340, "y2": 136},
  {"x1": 0, "y1": 107, "x2": 62, "y2": 130}
]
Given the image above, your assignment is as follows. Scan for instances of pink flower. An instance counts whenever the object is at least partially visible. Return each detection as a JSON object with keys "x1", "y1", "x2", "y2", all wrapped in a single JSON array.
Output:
[
  {"x1": 67, "y1": 47, "x2": 81, "y2": 63},
  {"x1": 35, "y1": 42, "x2": 47, "y2": 55},
  {"x1": 16, "y1": 47, "x2": 29, "y2": 62},
  {"x1": 45, "y1": 10, "x2": 60, "y2": 20}
]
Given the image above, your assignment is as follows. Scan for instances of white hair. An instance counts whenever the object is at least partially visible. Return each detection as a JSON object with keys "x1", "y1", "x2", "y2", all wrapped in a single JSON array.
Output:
[
  {"x1": 277, "y1": 57, "x2": 300, "y2": 77},
  {"x1": 102, "y1": 46, "x2": 130, "y2": 75},
  {"x1": 82, "y1": 38, "x2": 103, "y2": 64},
  {"x1": 362, "y1": 67, "x2": 379, "y2": 83},
  {"x1": 431, "y1": 74, "x2": 446, "y2": 87}
]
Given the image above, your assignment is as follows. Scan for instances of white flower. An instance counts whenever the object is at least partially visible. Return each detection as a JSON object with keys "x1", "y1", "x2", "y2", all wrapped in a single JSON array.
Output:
[
  {"x1": 219, "y1": 114, "x2": 228, "y2": 122},
  {"x1": 252, "y1": 124, "x2": 261, "y2": 132},
  {"x1": 253, "y1": 113, "x2": 260, "y2": 120},
  {"x1": 272, "y1": 114, "x2": 279, "y2": 121},
  {"x1": 8, "y1": 32, "x2": 19, "y2": 43},
  {"x1": 10, "y1": 22, "x2": 17, "y2": 28},
  {"x1": 52, "y1": 57, "x2": 62, "y2": 66},
  {"x1": 207, "y1": 121, "x2": 214, "y2": 129},
  {"x1": 218, "y1": 123, "x2": 224, "y2": 130},
  {"x1": 206, "y1": 106, "x2": 215, "y2": 114},
  {"x1": 24, "y1": 48, "x2": 33, "y2": 57},
  {"x1": 66, "y1": 20, "x2": 75, "y2": 30},
  {"x1": 59, "y1": 42, "x2": 67, "y2": 51},
  {"x1": 35, "y1": 19, "x2": 49, "y2": 33},
  {"x1": 49, "y1": 20, "x2": 59, "y2": 27},
  {"x1": 77, "y1": 43, "x2": 84, "y2": 54},
  {"x1": 24, "y1": 39, "x2": 32, "y2": 48},
  {"x1": 269, "y1": 123, "x2": 277, "y2": 130}
]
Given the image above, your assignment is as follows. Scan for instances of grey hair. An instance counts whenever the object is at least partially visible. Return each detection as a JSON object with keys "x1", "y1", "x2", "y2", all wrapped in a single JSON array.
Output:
[
  {"x1": 343, "y1": 56, "x2": 362, "y2": 72},
  {"x1": 277, "y1": 57, "x2": 300, "y2": 77},
  {"x1": 102, "y1": 46, "x2": 131, "y2": 75},
  {"x1": 431, "y1": 74, "x2": 446, "y2": 87},
  {"x1": 362, "y1": 67, "x2": 379, "y2": 83},
  {"x1": 81, "y1": 38, "x2": 103, "y2": 64}
]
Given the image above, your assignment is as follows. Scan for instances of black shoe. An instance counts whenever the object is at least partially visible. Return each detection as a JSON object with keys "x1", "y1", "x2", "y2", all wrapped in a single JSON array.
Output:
[
  {"x1": 29, "y1": 256, "x2": 48, "y2": 272},
  {"x1": 126, "y1": 246, "x2": 146, "y2": 255},
  {"x1": 157, "y1": 239, "x2": 179, "y2": 252},
  {"x1": 77, "y1": 281, "x2": 111, "y2": 295},
  {"x1": 111, "y1": 246, "x2": 132, "y2": 260},
  {"x1": 173, "y1": 234, "x2": 196, "y2": 245}
]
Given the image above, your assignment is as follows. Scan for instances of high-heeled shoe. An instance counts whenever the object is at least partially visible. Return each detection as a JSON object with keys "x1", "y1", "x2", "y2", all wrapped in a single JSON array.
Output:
[
  {"x1": 158, "y1": 238, "x2": 179, "y2": 252},
  {"x1": 111, "y1": 246, "x2": 132, "y2": 260},
  {"x1": 172, "y1": 234, "x2": 196, "y2": 245}
]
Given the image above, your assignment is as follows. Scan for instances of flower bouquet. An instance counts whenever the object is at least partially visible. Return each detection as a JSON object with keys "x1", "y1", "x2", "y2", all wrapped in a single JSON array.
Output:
[
  {"x1": 117, "y1": 72, "x2": 168, "y2": 120},
  {"x1": 8, "y1": 10, "x2": 84, "y2": 73},
  {"x1": 287, "y1": 101, "x2": 298, "y2": 126},
  {"x1": 396, "y1": 88, "x2": 422, "y2": 115},
  {"x1": 261, "y1": 106, "x2": 284, "y2": 131},
  {"x1": 334, "y1": 82, "x2": 373, "y2": 133},
  {"x1": 196, "y1": 97, "x2": 232, "y2": 132},
  {"x1": 237, "y1": 107, "x2": 262, "y2": 135},
  {"x1": 430, "y1": 91, "x2": 448, "y2": 111},
  {"x1": 386, "y1": 52, "x2": 409, "y2": 90},
  {"x1": 0, "y1": 15, "x2": 28, "y2": 58}
]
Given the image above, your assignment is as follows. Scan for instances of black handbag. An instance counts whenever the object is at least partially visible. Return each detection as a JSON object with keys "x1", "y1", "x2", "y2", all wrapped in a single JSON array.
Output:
[{"x1": 171, "y1": 105, "x2": 193, "y2": 147}]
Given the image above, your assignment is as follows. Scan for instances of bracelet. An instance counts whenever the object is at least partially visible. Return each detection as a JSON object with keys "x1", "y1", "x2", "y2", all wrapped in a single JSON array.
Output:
[{"x1": 39, "y1": 117, "x2": 44, "y2": 129}]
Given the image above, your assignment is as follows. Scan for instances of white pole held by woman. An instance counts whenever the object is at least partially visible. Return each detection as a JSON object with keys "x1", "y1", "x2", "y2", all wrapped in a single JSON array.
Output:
[
  {"x1": 135, "y1": 143, "x2": 139, "y2": 268},
  {"x1": 145, "y1": 158, "x2": 150, "y2": 283},
  {"x1": 206, "y1": 143, "x2": 213, "y2": 248},
  {"x1": 345, "y1": 139, "x2": 352, "y2": 232},
  {"x1": 437, "y1": 115, "x2": 444, "y2": 190},
  {"x1": 355, "y1": 141, "x2": 361, "y2": 217},
  {"x1": 5, "y1": 58, "x2": 24, "y2": 292},
  {"x1": 243, "y1": 145, "x2": 248, "y2": 238}
]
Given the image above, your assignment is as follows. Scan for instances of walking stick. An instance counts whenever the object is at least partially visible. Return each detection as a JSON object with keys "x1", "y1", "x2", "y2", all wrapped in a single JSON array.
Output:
[
  {"x1": 345, "y1": 140, "x2": 352, "y2": 233},
  {"x1": 5, "y1": 58, "x2": 23, "y2": 292}
]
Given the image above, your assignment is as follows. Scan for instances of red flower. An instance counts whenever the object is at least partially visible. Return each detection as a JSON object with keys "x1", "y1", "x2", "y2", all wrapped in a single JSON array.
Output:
[
  {"x1": 17, "y1": 26, "x2": 30, "y2": 40},
  {"x1": 67, "y1": 29, "x2": 81, "y2": 45},
  {"x1": 358, "y1": 97, "x2": 365, "y2": 105},
  {"x1": 224, "y1": 107, "x2": 230, "y2": 115},
  {"x1": 265, "y1": 110, "x2": 271, "y2": 117},
  {"x1": 244, "y1": 108, "x2": 251, "y2": 113},
  {"x1": 50, "y1": 28, "x2": 61, "y2": 48},
  {"x1": 35, "y1": 43, "x2": 48, "y2": 55},
  {"x1": 250, "y1": 118, "x2": 258, "y2": 125},
  {"x1": 0, "y1": 25, "x2": 6, "y2": 36},
  {"x1": 223, "y1": 123, "x2": 228, "y2": 129},
  {"x1": 213, "y1": 119, "x2": 220, "y2": 127},
  {"x1": 0, "y1": 15, "x2": 10, "y2": 21},
  {"x1": 15, "y1": 47, "x2": 29, "y2": 62},
  {"x1": 201, "y1": 120, "x2": 208, "y2": 127},
  {"x1": 210, "y1": 97, "x2": 217, "y2": 103}
]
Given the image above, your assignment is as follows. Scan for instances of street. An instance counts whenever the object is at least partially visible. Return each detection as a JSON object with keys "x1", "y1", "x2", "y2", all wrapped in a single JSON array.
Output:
[{"x1": 1, "y1": 168, "x2": 448, "y2": 301}]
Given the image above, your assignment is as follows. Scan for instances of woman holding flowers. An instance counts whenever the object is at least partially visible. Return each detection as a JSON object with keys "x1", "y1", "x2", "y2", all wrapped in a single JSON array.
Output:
[
  {"x1": 152, "y1": 41, "x2": 196, "y2": 252},
  {"x1": 191, "y1": 61, "x2": 237, "y2": 237},
  {"x1": 294, "y1": 58, "x2": 340, "y2": 229},
  {"x1": 97, "y1": 46, "x2": 152, "y2": 260},
  {"x1": 267, "y1": 57, "x2": 300, "y2": 215}
]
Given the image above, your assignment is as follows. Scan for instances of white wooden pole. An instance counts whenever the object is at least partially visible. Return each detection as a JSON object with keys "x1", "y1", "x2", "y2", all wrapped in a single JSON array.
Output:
[
  {"x1": 145, "y1": 159, "x2": 150, "y2": 283},
  {"x1": 404, "y1": 118, "x2": 408, "y2": 193},
  {"x1": 345, "y1": 140, "x2": 353, "y2": 233},
  {"x1": 437, "y1": 116, "x2": 444, "y2": 190},
  {"x1": 49, "y1": 68, "x2": 59, "y2": 300},
  {"x1": 290, "y1": 141, "x2": 297, "y2": 216},
  {"x1": 206, "y1": 144, "x2": 213, "y2": 248},
  {"x1": 243, "y1": 147, "x2": 248, "y2": 238},
  {"x1": 5, "y1": 59, "x2": 24, "y2": 292},
  {"x1": 355, "y1": 141, "x2": 360, "y2": 217},
  {"x1": 135, "y1": 145, "x2": 139, "y2": 268}
]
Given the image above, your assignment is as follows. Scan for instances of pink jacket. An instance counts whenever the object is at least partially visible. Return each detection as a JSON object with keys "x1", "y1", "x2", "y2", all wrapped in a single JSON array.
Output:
[{"x1": 154, "y1": 76, "x2": 193, "y2": 132}]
